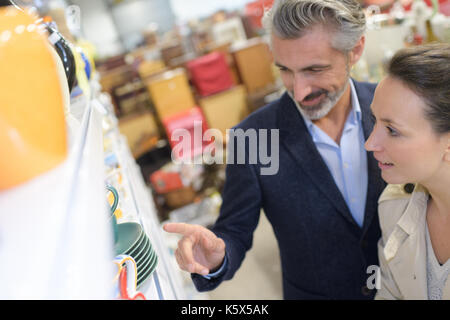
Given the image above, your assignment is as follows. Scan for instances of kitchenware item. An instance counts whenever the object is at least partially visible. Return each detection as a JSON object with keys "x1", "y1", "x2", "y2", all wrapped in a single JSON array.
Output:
[
  {"x1": 44, "y1": 21, "x2": 76, "y2": 92},
  {"x1": 0, "y1": 6, "x2": 67, "y2": 190},
  {"x1": 114, "y1": 221, "x2": 158, "y2": 288},
  {"x1": 106, "y1": 184, "x2": 119, "y2": 244},
  {"x1": 119, "y1": 266, "x2": 146, "y2": 300}
]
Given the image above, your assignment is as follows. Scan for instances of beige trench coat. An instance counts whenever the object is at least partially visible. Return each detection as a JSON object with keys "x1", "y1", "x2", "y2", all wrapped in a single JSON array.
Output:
[{"x1": 375, "y1": 184, "x2": 450, "y2": 300}]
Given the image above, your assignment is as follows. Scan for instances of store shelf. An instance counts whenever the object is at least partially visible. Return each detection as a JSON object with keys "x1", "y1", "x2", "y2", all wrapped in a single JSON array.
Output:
[
  {"x1": 103, "y1": 114, "x2": 188, "y2": 299},
  {"x1": 99, "y1": 75, "x2": 197, "y2": 299},
  {"x1": 0, "y1": 74, "x2": 193, "y2": 299},
  {"x1": 0, "y1": 89, "x2": 114, "y2": 299}
]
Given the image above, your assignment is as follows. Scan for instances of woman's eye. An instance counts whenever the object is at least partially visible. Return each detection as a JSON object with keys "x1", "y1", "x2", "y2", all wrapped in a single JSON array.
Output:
[{"x1": 386, "y1": 126, "x2": 399, "y2": 137}]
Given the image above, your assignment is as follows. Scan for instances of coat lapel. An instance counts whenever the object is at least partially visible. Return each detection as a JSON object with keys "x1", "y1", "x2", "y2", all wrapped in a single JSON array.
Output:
[
  {"x1": 276, "y1": 93, "x2": 358, "y2": 228},
  {"x1": 385, "y1": 191, "x2": 429, "y2": 299}
]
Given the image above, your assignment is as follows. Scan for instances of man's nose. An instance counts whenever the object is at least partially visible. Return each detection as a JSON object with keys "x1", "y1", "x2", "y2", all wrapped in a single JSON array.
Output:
[{"x1": 292, "y1": 74, "x2": 313, "y2": 103}]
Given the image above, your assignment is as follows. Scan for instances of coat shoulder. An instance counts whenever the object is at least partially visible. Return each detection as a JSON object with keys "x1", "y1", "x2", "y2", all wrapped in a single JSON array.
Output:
[
  {"x1": 352, "y1": 79, "x2": 377, "y2": 94},
  {"x1": 378, "y1": 184, "x2": 414, "y2": 203}
]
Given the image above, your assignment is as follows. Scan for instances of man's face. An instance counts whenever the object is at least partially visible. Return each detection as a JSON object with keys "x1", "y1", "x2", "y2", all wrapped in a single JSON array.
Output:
[{"x1": 271, "y1": 26, "x2": 354, "y2": 120}]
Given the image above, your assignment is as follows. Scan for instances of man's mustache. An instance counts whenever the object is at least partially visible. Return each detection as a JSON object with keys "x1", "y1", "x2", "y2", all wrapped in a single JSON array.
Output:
[{"x1": 303, "y1": 89, "x2": 327, "y2": 101}]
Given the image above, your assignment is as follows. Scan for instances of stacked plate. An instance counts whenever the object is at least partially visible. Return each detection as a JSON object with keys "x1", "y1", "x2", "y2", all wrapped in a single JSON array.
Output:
[{"x1": 114, "y1": 222, "x2": 158, "y2": 288}]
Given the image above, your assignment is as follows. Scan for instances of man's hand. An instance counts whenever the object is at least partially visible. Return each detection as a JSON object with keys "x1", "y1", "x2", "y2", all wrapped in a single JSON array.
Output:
[{"x1": 163, "y1": 223, "x2": 226, "y2": 276}]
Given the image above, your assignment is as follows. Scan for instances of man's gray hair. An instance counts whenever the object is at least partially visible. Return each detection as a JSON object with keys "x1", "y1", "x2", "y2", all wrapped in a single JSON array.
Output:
[{"x1": 262, "y1": 0, "x2": 366, "y2": 52}]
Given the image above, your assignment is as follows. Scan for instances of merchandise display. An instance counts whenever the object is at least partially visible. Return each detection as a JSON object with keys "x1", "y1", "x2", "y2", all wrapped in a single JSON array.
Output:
[
  {"x1": 231, "y1": 37, "x2": 276, "y2": 94},
  {"x1": 1, "y1": 0, "x2": 449, "y2": 301},
  {"x1": 0, "y1": 6, "x2": 68, "y2": 190},
  {"x1": 186, "y1": 51, "x2": 234, "y2": 97},
  {"x1": 199, "y1": 85, "x2": 249, "y2": 138},
  {"x1": 0, "y1": 1, "x2": 195, "y2": 300},
  {"x1": 146, "y1": 68, "x2": 196, "y2": 120}
]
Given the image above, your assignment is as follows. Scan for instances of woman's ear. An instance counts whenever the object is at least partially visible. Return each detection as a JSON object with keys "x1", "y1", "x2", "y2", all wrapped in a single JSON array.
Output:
[{"x1": 444, "y1": 136, "x2": 450, "y2": 162}]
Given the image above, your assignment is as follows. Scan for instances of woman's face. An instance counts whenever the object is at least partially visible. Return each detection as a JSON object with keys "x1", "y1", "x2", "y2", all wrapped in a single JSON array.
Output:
[{"x1": 365, "y1": 76, "x2": 449, "y2": 185}]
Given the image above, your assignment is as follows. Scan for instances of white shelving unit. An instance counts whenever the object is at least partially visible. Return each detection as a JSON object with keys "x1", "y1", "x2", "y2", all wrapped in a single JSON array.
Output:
[
  {"x1": 0, "y1": 76, "x2": 192, "y2": 300},
  {"x1": 0, "y1": 86, "x2": 113, "y2": 299},
  {"x1": 103, "y1": 115, "x2": 188, "y2": 300}
]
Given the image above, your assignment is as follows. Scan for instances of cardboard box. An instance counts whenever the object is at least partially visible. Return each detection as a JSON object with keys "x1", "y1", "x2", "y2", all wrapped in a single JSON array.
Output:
[
  {"x1": 231, "y1": 38, "x2": 275, "y2": 94},
  {"x1": 160, "y1": 42, "x2": 184, "y2": 66},
  {"x1": 164, "y1": 186, "x2": 197, "y2": 209},
  {"x1": 199, "y1": 85, "x2": 249, "y2": 138},
  {"x1": 246, "y1": 82, "x2": 284, "y2": 113},
  {"x1": 137, "y1": 59, "x2": 166, "y2": 80},
  {"x1": 146, "y1": 68, "x2": 196, "y2": 120},
  {"x1": 118, "y1": 111, "x2": 160, "y2": 158}
]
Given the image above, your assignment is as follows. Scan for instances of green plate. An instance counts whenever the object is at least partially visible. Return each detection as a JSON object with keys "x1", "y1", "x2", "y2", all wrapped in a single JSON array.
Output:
[
  {"x1": 125, "y1": 231, "x2": 146, "y2": 257},
  {"x1": 137, "y1": 249, "x2": 157, "y2": 282},
  {"x1": 137, "y1": 254, "x2": 158, "y2": 288},
  {"x1": 137, "y1": 250, "x2": 153, "y2": 278},
  {"x1": 114, "y1": 222, "x2": 143, "y2": 255},
  {"x1": 132, "y1": 236, "x2": 152, "y2": 264},
  {"x1": 135, "y1": 241, "x2": 152, "y2": 272}
]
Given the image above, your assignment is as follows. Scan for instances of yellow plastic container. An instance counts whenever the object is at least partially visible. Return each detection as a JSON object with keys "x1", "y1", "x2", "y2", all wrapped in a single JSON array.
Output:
[{"x1": 0, "y1": 7, "x2": 68, "y2": 190}]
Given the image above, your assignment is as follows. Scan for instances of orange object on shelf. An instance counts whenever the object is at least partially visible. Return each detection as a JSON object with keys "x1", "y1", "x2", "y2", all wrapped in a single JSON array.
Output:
[
  {"x1": 231, "y1": 38, "x2": 275, "y2": 94},
  {"x1": 146, "y1": 68, "x2": 196, "y2": 120},
  {"x1": 0, "y1": 7, "x2": 68, "y2": 190}
]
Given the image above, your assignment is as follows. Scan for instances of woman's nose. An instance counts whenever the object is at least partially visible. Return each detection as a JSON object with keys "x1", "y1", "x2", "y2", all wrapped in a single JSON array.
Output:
[{"x1": 365, "y1": 130, "x2": 382, "y2": 152}]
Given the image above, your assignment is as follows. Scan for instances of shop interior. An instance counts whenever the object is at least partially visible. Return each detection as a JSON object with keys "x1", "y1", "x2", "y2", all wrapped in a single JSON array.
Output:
[{"x1": 0, "y1": 0, "x2": 449, "y2": 299}]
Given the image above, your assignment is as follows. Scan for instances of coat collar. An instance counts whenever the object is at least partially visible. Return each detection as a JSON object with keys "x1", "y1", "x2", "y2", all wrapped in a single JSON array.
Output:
[
  {"x1": 275, "y1": 79, "x2": 380, "y2": 231},
  {"x1": 382, "y1": 185, "x2": 430, "y2": 299},
  {"x1": 383, "y1": 186, "x2": 450, "y2": 299},
  {"x1": 383, "y1": 185, "x2": 429, "y2": 262}
]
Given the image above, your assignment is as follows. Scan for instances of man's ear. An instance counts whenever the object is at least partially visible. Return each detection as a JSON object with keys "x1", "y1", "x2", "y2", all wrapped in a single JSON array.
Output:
[{"x1": 349, "y1": 35, "x2": 365, "y2": 66}]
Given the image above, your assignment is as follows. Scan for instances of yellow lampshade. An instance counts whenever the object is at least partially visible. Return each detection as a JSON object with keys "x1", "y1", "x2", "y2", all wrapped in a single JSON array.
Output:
[{"x1": 0, "y1": 7, "x2": 68, "y2": 190}]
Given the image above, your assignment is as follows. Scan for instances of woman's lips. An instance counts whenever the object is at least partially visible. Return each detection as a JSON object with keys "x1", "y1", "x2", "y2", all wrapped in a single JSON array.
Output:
[{"x1": 378, "y1": 161, "x2": 394, "y2": 170}]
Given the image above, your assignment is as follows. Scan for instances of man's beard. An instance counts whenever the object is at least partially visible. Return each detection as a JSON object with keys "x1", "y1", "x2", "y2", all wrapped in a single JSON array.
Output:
[{"x1": 289, "y1": 77, "x2": 349, "y2": 121}]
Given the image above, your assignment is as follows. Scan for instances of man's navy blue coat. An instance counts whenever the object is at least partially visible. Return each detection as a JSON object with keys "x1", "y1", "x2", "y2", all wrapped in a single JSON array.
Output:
[{"x1": 192, "y1": 80, "x2": 386, "y2": 299}]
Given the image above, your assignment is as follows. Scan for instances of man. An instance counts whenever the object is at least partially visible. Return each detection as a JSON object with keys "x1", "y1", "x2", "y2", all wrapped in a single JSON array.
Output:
[{"x1": 164, "y1": 0, "x2": 386, "y2": 299}]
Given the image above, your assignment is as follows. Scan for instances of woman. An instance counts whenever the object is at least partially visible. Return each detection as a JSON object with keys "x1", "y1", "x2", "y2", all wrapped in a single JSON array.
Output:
[{"x1": 365, "y1": 43, "x2": 450, "y2": 299}]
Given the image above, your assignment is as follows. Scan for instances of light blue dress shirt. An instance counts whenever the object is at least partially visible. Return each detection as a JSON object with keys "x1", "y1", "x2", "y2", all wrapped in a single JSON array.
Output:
[{"x1": 295, "y1": 80, "x2": 368, "y2": 227}]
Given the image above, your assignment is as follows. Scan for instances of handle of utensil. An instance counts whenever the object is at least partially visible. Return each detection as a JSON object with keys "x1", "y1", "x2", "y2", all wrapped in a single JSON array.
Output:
[{"x1": 106, "y1": 184, "x2": 119, "y2": 216}]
